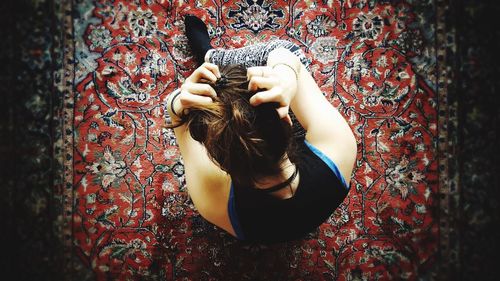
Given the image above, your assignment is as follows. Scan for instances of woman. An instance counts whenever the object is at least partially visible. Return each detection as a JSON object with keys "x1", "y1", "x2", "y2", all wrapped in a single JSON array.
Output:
[{"x1": 165, "y1": 16, "x2": 357, "y2": 243}]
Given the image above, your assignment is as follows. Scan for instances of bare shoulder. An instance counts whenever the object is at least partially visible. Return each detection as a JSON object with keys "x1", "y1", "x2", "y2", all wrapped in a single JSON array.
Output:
[
  {"x1": 172, "y1": 124, "x2": 235, "y2": 235},
  {"x1": 187, "y1": 174, "x2": 236, "y2": 237}
]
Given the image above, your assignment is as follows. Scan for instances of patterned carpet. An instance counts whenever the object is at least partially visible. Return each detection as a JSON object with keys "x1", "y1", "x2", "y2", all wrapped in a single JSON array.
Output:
[
  {"x1": 1, "y1": 0, "x2": 498, "y2": 280},
  {"x1": 65, "y1": 1, "x2": 439, "y2": 279}
]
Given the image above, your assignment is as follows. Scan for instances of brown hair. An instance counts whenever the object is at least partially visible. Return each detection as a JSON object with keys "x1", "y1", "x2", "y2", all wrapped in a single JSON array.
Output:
[{"x1": 182, "y1": 64, "x2": 296, "y2": 187}]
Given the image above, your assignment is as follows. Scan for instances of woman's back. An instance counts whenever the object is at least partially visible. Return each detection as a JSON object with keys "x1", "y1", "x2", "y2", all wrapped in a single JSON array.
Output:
[{"x1": 229, "y1": 139, "x2": 349, "y2": 243}]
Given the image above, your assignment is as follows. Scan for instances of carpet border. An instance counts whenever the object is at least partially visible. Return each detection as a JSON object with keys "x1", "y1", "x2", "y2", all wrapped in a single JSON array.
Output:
[
  {"x1": 53, "y1": 0, "x2": 79, "y2": 277},
  {"x1": 436, "y1": 0, "x2": 460, "y2": 279}
]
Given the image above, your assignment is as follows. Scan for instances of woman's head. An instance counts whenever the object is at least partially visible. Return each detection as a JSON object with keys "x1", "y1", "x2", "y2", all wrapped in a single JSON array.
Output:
[{"x1": 184, "y1": 64, "x2": 294, "y2": 187}]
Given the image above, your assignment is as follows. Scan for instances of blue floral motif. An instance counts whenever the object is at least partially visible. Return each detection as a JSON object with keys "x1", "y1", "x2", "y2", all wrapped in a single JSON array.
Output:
[
  {"x1": 353, "y1": 12, "x2": 384, "y2": 41},
  {"x1": 86, "y1": 146, "x2": 127, "y2": 190},
  {"x1": 343, "y1": 54, "x2": 371, "y2": 83},
  {"x1": 88, "y1": 25, "x2": 112, "y2": 50},
  {"x1": 311, "y1": 36, "x2": 340, "y2": 63},
  {"x1": 128, "y1": 8, "x2": 158, "y2": 38},
  {"x1": 307, "y1": 15, "x2": 336, "y2": 38},
  {"x1": 228, "y1": 0, "x2": 284, "y2": 34}
]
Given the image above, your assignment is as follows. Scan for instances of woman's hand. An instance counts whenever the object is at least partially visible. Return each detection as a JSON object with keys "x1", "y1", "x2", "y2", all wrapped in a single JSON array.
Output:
[
  {"x1": 169, "y1": 63, "x2": 221, "y2": 121},
  {"x1": 247, "y1": 63, "x2": 298, "y2": 126}
]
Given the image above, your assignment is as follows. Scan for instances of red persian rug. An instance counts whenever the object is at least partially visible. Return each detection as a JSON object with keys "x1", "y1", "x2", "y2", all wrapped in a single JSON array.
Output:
[{"x1": 60, "y1": 0, "x2": 440, "y2": 279}]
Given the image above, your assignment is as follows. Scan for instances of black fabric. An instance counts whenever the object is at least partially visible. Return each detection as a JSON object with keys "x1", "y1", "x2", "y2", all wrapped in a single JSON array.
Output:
[
  {"x1": 254, "y1": 166, "x2": 298, "y2": 194},
  {"x1": 184, "y1": 15, "x2": 213, "y2": 65},
  {"x1": 232, "y1": 141, "x2": 349, "y2": 243}
]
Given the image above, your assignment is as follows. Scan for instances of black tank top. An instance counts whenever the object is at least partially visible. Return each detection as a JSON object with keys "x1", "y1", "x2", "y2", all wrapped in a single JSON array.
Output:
[{"x1": 228, "y1": 139, "x2": 349, "y2": 243}]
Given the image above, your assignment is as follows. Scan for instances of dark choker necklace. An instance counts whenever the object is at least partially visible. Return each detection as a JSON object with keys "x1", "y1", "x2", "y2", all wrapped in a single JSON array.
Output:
[{"x1": 256, "y1": 166, "x2": 299, "y2": 194}]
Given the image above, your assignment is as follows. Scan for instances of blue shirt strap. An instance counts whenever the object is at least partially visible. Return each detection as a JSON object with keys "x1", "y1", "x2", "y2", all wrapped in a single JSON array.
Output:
[
  {"x1": 227, "y1": 183, "x2": 245, "y2": 240},
  {"x1": 304, "y1": 140, "x2": 349, "y2": 189}
]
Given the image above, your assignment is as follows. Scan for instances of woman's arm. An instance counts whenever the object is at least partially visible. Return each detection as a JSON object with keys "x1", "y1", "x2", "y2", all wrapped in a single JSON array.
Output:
[
  {"x1": 167, "y1": 63, "x2": 235, "y2": 235},
  {"x1": 249, "y1": 48, "x2": 357, "y2": 184}
]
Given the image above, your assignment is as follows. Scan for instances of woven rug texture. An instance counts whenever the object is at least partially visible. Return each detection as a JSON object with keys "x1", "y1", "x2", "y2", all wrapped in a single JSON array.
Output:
[
  {"x1": 5, "y1": 0, "x2": 500, "y2": 280},
  {"x1": 0, "y1": 0, "x2": 460, "y2": 280},
  {"x1": 54, "y1": 1, "x2": 440, "y2": 280}
]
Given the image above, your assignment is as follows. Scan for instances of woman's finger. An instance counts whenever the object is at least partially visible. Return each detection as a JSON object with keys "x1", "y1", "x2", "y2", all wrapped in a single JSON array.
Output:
[
  {"x1": 182, "y1": 83, "x2": 217, "y2": 98},
  {"x1": 248, "y1": 76, "x2": 277, "y2": 91},
  {"x1": 188, "y1": 65, "x2": 218, "y2": 83},
  {"x1": 249, "y1": 87, "x2": 287, "y2": 106},
  {"x1": 280, "y1": 112, "x2": 292, "y2": 126},
  {"x1": 247, "y1": 66, "x2": 273, "y2": 80},
  {"x1": 186, "y1": 63, "x2": 221, "y2": 83},
  {"x1": 276, "y1": 106, "x2": 290, "y2": 119},
  {"x1": 201, "y1": 62, "x2": 221, "y2": 79},
  {"x1": 197, "y1": 66, "x2": 219, "y2": 83},
  {"x1": 178, "y1": 92, "x2": 214, "y2": 108}
]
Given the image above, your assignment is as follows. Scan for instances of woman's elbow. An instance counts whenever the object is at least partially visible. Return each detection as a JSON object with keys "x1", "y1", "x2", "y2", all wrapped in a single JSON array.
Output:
[{"x1": 344, "y1": 126, "x2": 358, "y2": 166}]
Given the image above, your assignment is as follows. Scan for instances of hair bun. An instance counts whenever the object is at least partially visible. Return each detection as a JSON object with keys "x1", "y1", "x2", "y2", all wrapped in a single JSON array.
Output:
[{"x1": 213, "y1": 75, "x2": 229, "y2": 91}]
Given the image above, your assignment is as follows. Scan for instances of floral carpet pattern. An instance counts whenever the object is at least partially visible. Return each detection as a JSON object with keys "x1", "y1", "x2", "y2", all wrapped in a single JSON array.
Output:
[{"x1": 57, "y1": 0, "x2": 441, "y2": 280}]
